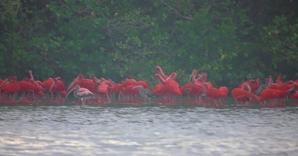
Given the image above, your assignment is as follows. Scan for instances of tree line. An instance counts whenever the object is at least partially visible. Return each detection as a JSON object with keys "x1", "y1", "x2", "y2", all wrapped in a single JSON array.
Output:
[{"x1": 0, "y1": 0, "x2": 297, "y2": 86}]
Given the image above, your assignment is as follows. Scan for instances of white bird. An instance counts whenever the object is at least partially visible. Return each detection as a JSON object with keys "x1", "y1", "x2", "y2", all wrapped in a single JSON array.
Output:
[{"x1": 66, "y1": 85, "x2": 94, "y2": 104}]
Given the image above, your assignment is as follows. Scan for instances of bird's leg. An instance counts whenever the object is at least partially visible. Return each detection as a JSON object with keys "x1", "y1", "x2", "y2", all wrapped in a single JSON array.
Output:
[
  {"x1": 281, "y1": 98, "x2": 286, "y2": 107},
  {"x1": 118, "y1": 92, "x2": 122, "y2": 103},
  {"x1": 106, "y1": 93, "x2": 111, "y2": 103},
  {"x1": 130, "y1": 94, "x2": 133, "y2": 103},
  {"x1": 218, "y1": 99, "x2": 222, "y2": 107},
  {"x1": 50, "y1": 91, "x2": 54, "y2": 101},
  {"x1": 199, "y1": 96, "x2": 203, "y2": 106},
  {"x1": 171, "y1": 95, "x2": 174, "y2": 104},
  {"x1": 132, "y1": 94, "x2": 135, "y2": 103},
  {"x1": 217, "y1": 99, "x2": 221, "y2": 108},
  {"x1": 195, "y1": 96, "x2": 199, "y2": 105},
  {"x1": 12, "y1": 92, "x2": 17, "y2": 102},
  {"x1": 81, "y1": 98, "x2": 85, "y2": 105},
  {"x1": 32, "y1": 91, "x2": 35, "y2": 100}
]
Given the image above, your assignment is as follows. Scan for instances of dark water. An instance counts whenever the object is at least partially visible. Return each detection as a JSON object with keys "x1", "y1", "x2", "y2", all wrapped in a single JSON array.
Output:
[{"x1": 0, "y1": 105, "x2": 297, "y2": 156}]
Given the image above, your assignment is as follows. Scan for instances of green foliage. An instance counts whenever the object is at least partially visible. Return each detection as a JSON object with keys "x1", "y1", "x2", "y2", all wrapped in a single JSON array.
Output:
[
  {"x1": 262, "y1": 16, "x2": 298, "y2": 78},
  {"x1": 0, "y1": 0, "x2": 297, "y2": 86}
]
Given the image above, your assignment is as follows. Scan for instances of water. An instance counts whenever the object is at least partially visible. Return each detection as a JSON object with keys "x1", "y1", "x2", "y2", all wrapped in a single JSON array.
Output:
[{"x1": 0, "y1": 105, "x2": 297, "y2": 156}]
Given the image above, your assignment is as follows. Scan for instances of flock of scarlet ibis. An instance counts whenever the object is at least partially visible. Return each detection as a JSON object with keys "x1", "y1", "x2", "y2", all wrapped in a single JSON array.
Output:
[{"x1": 0, "y1": 66, "x2": 298, "y2": 108}]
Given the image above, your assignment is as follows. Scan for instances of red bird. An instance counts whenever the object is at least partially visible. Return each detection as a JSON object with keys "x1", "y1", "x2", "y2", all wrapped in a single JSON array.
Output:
[
  {"x1": 117, "y1": 78, "x2": 150, "y2": 103},
  {"x1": 67, "y1": 74, "x2": 98, "y2": 93},
  {"x1": 231, "y1": 87, "x2": 258, "y2": 104},
  {"x1": 2, "y1": 76, "x2": 20, "y2": 95},
  {"x1": 97, "y1": 79, "x2": 113, "y2": 103},
  {"x1": 205, "y1": 86, "x2": 229, "y2": 107},
  {"x1": 258, "y1": 88, "x2": 288, "y2": 101},
  {"x1": 239, "y1": 79, "x2": 260, "y2": 94},
  {"x1": 1, "y1": 76, "x2": 20, "y2": 104},
  {"x1": 42, "y1": 77, "x2": 55, "y2": 95},
  {"x1": 19, "y1": 79, "x2": 44, "y2": 97},
  {"x1": 42, "y1": 77, "x2": 66, "y2": 104},
  {"x1": 153, "y1": 72, "x2": 182, "y2": 104},
  {"x1": 52, "y1": 77, "x2": 66, "y2": 97}
]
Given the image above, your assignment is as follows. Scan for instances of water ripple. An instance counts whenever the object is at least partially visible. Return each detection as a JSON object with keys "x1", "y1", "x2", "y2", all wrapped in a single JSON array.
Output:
[{"x1": 0, "y1": 106, "x2": 297, "y2": 155}]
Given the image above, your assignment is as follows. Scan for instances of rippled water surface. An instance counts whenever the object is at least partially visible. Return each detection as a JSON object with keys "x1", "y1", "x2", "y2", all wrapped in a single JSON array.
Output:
[{"x1": 0, "y1": 105, "x2": 297, "y2": 156}]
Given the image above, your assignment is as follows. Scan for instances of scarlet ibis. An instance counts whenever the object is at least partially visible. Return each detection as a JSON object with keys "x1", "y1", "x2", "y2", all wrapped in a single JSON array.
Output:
[
  {"x1": 28, "y1": 70, "x2": 34, "y2": 80},
  {"x1": 155, "y1": 65, "x2": 178, "y2": 81},
  {"x1": 181, "y1": 82, "x2": 199, "y2": 96},
  {"x1": 258, "y1": 86, "x2": 295, "y2": 107},
  {"x1": 1, "y1": 76, "x2": 20, "y2": 104},
  {"x1": 152, "y1": 83, "x2": 164, "y2": 96},
  {"x1": 97, "y1": 78, "x2": 113, "y2": 103},
  {"x1": 42, "y1": 77, "x2": 55, "y2": 95},
  {"x1": 181, "y1": 70, "x2": 209, "y2": 105},
  {"x1": 19, "y1": 80, "x2": 44, "y2": 97},
  {"x1": 240, "y1": 79, "x2": 260, "y2": 94},
  {"x1": 153, "y1": 72, "x2": 182, "y2": 104},
  {"x1": 155, "y1": 65, "x2": 167, "y2": 80},
  {"x1": 53, "y1": 77, "x2": 66, "y2": 97},
  {"x1": 2, "y1": 76, "x2": 20, "y2": 95},
  {"x1": 205, "y1": 86, "x2": 229, "y2": 108},
  {"x1": 256, "y1": 76, "x2": 296, "y2": 107},
  {"x1": 0, "y1": 79, "x2": 9, "y2": 93},
  {"x1": 117, "y1": 78, "x2": 150, "y2": 104},
  {"x1": 290, "y1": 91, "x2": 298, "y2": 99},
  {"x1": 67, "y1": 74, "x2": 98, "y2": 93},
  {"x1": 231, "y1": 87, "x2": 258, "y2": 105}
]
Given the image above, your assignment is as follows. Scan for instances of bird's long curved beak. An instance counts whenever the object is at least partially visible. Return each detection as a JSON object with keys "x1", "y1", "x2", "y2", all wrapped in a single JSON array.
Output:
[
  {"x1": 66, "y1": 85, "x2": 77, "y2": 98},
  {"x1": 67, "y1": 76, "x2": 79, "y2": 93}
]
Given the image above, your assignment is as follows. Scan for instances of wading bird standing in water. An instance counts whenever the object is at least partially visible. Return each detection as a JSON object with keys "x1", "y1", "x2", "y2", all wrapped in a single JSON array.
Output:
[
  {"x1": 153, "y1": 66, "x2": 182, "y2": 104},
  {"x1": 66, "y1": 85, "x2": 94, "y2": 104}
]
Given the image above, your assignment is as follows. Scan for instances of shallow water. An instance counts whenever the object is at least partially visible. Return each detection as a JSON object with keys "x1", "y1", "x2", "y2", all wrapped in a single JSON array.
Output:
[{"x1": 0, "y1": 105, "x2": 297, "y2": 156}]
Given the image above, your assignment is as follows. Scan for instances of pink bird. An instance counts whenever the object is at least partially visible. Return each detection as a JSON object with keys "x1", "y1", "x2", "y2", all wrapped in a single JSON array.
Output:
[{"x1": 67, "y1": 85, "x2": 94, "y2": 104}]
